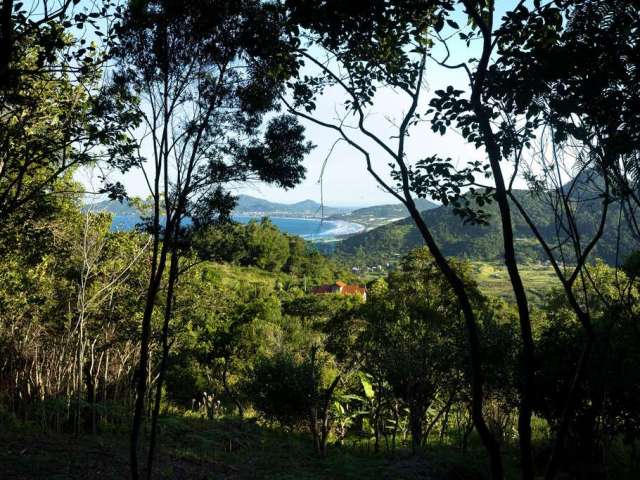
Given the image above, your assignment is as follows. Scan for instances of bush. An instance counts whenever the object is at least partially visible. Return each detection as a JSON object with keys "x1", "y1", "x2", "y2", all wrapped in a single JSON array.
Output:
[{"x1": 244, "y1": 352, "x2": 313, "y2": 428}]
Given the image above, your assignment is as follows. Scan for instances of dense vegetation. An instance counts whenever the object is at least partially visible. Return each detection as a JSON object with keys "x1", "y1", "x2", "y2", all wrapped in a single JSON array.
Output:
[
  {"x1": 337, "y1": 182, "x2": 637, "y2": 268},
  {"x1": 3, "y1": 195, "x2": 640, "y2": 479},
  {"x1": 1, "y1": 1, "x2": 640, "y2": 480}
]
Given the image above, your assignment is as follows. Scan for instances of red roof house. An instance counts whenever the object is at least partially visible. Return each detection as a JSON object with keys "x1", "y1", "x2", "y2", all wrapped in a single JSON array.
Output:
[{"x1": 311, "y1": 281, "x2": 367, "y2": 301}]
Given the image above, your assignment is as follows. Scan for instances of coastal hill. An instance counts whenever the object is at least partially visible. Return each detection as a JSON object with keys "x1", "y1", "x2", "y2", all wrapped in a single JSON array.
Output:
[
  {"x1": 329, "y1": 198, "x2": 438, "y2": 229},
  {"x1": 86, "y1": 181, "x2": 634, "y2": 267},
  {"x1": 87, "y1": 195, "x2": 437, "y2": 229},
  {"x1": 233, "y1": 194, "x2": 351, "y2": 217},
  {"x1": 85, "y1": 195, "x2": 353, "y2": 218},
  {"x1": 88, "y1": 195, "x2": 352, "y2": 218}
]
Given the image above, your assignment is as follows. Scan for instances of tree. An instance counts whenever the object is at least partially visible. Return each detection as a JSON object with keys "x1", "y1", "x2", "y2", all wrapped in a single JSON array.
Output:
[
  {"x1": 0, "y1": 1, "x2": 110, "y2": 88},
  {"x1": 535, "y1": 263, "x2": 640, "y2": 476},
  {"x1": 246, "y1": 351, "x2": 316, "y2": 428},
  {"x1": 0, "y1": 185, "x2": 149, "y2": 433},
  {"x1": 283, "y1": 2, "x2": 640, "y2": 478},
  {"x1": 247, "y1": 292, "x2": 361, "y2": 456},
  {"x1": 495, "y1": 0, "x2": 640, "y2": 240},
  {"x1": 362, "y1": 249, "x2": 467, "y2": 452},
  {"x1": 112, "y1": 1, "x2": 312, "y2": 477},
  {"x1": 0, "y1": 1, "x2": 135, "y2": 232},
  {"x1": 243, "y1": 219, "x2": 291, "y2": 271},
  {"x1": 454, "y1": 2, "x2": 640, "y2": 477},
  {"x1": 281, "y1": 1, "x2": 504, "y2": 475}
]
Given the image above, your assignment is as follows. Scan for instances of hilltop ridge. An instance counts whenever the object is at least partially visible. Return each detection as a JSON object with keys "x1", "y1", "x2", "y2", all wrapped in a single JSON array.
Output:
[{"x1": 234, "y1": 194, "x2": 351, "y2": 217}]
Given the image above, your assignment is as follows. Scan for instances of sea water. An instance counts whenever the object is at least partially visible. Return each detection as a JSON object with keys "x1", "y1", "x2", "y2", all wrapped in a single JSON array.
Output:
[{"x1": 110, "y1": 215, "x2": 364, "y2": 241}]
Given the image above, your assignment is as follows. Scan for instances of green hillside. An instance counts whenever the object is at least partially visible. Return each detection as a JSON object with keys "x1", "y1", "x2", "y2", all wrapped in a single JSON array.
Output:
[
  {"x1": 470, "y1": 262, "x2": 561, "y2": 304},
  {"x1": 336, "y1": 185, "x2": 637, "y2": 266}
]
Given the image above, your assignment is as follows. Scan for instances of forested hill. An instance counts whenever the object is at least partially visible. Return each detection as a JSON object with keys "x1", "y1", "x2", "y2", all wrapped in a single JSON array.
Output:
[
  {"x1": 336, "y1": 185, "x2": 636, "y2": 266},
  {"x1": 329, "y1": 198, "x2": 438, "y2": 228}
]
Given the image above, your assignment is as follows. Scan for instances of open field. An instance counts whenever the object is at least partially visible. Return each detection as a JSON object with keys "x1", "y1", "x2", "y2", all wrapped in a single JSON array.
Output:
[
  {"x1": 470, "y1": 262, "x2": 562, "y2": 305},
  {"x1": 361, "y1": 261, "x2": 562, "y2": 305}
]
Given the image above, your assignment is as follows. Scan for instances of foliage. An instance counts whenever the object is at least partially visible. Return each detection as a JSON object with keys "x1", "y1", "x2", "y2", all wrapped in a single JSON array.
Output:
[
  {"x1": 245, "y1": 351, "x2": 316, "y2": 428},
  {"x1": 535, "y1": 264, "x2": 640, "y2": 470},
  {"x1": 0, "y1": 4, "x2": 137, "y2": 229},
  {"x1": 360, "y1": 248, "x2": 469, "y2": 450},
  {"x1": 2, "y1": 2, "x2": 640, "y2": 479},
  {"x1": 0, "y1": 192, "x2": 149, "y2": 431},
  {"x1": 337, "y1": 184, "x2": 638, "y2": 267},
  {"x1": 195, "y1": 218, "x2": 344, "y2": 282}
]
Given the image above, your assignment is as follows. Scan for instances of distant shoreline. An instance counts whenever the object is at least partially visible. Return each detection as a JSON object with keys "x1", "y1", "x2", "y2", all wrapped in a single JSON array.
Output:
[
  {"x1": 110, "y1": 213, "x2": 365, "y2": 241},
  {"x1": 234, "y1": 212, "x2": 348, "y2": 221},
  {"x1": 234, "y1": 215, "x2": 365, "y2": 240}
]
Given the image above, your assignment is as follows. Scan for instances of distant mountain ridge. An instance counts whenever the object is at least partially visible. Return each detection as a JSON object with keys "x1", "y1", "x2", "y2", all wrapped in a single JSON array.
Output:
[
  {"x1": 86, "y1": 195, "x2": 352, "y2": 218},
  {"x1": 87, "y1": 195, "x2": 444, "y2": 232},
  {"x1": 84, "y1": 200, "x2": 139, "y2": 216},
  {"x1": 234, "y1": 194, "x2": 351, "y2": 217}
]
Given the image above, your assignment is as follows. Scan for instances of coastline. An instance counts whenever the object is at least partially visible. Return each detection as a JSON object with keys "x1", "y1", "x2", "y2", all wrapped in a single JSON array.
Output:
[
  {"x1": 110, "y1": 213, "x2": 365, "y2": 241},
  {"x1": 233, "y1": 214, "x2": 365, "y2": 240}
]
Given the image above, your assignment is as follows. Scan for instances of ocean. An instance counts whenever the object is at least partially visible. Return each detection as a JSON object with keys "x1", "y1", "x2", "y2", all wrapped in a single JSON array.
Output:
[{"x1": 110, "y1": 215, "x2": 364, "y2": 241}]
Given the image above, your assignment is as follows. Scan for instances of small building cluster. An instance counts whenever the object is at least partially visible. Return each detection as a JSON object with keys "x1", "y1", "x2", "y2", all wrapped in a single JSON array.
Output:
[{"x1": 351, "y1": 263, "x2": 391, "y2": 274}]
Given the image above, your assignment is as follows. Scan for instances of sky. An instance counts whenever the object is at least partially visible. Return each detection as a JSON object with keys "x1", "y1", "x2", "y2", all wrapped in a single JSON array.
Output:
[
  {"x1": 114, "y1": 41, "x2": 478, "y2": 208},
  {"x1": 224, "y1": 1, "x2": 528, "y2": 207},
  {"x1": 94, "y1": 1, "x2": 530, "y2": 208}
]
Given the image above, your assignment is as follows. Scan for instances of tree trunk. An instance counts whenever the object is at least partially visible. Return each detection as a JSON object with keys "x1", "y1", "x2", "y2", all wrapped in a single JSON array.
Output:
[
  {"x1": 374, "y1": 415, "x2": 380, "y2": 454},
  {"x1": 462, "y1": 421, "x2": 474, "y2": 454},
  {"x1": 544, "y1": 336, "x2": 593, "y2": 480},
  {"x1": 403, "y1": 198, "x2": 503, "y2": 479},
  {"x1": 409, "y1": 402, "x2": 424, "y2": 453},
  {"x1": 391, "y1": 402, "x2": 399, "y2": 453},
  {"x1": 309, "y1": 347, "x2": 321, "y2": 455},
  {"x1": 146, "y1": 249, "x2": 180, "y2": 480},
  {"x1": 0, "y1": 0, "x2": 13, "y2": 89},
  {"x1": 424, "y1": 393, "x2": 454, "y2": 445},
  {"x1": 463, "y1": 4, "x2": 535, "y2": 477},
  {"x1": 309, "y1": 407, "x2": 320, "y2": 454},
  {"x1": 440, "y1": 402, "x2": 452, "y2": 444},
  {"x1": 476, "y1": 114, "x2": 535, "y2": 480},
  {"x1": 130, "y1": 235, "x2": 167, "y2": 480},
  {"x1": 318, "y1": 375, "x2": 341, "y2": 458},
  {"x1": 84, "y1": 362, "x2": 95, "y2": 434}
]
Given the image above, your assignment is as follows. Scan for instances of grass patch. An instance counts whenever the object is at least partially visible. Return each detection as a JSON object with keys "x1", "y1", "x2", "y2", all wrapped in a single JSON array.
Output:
[
  {"x1": 471, "y1": 262, "x2": 561, "y2": 304},
  {"x1": 0, "y1": 415, "x2": 505, "y2": 479}
]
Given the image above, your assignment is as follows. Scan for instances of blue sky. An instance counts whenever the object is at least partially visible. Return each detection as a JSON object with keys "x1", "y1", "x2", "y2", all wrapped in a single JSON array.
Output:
[
  {"x1": 229, "y1": 1, "x2": 527, "y2": 207},
  {"x1": 102, "y1": 1, "x2": 529, "y2": 208},
  {"x1": 226, "y1": 21, "x2": 482, "y2": 207},
  {"x1": 116, "y1": 36, "x2": 477, "y2": 208}
]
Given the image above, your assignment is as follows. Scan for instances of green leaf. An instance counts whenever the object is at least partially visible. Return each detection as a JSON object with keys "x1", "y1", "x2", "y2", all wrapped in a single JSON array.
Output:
[
  {"x1": 446, "y1": 19, "x2": 460, "y2": 30},
  {"x1": 359, "y1": 373, "x2": 374, "y2": 399}
]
